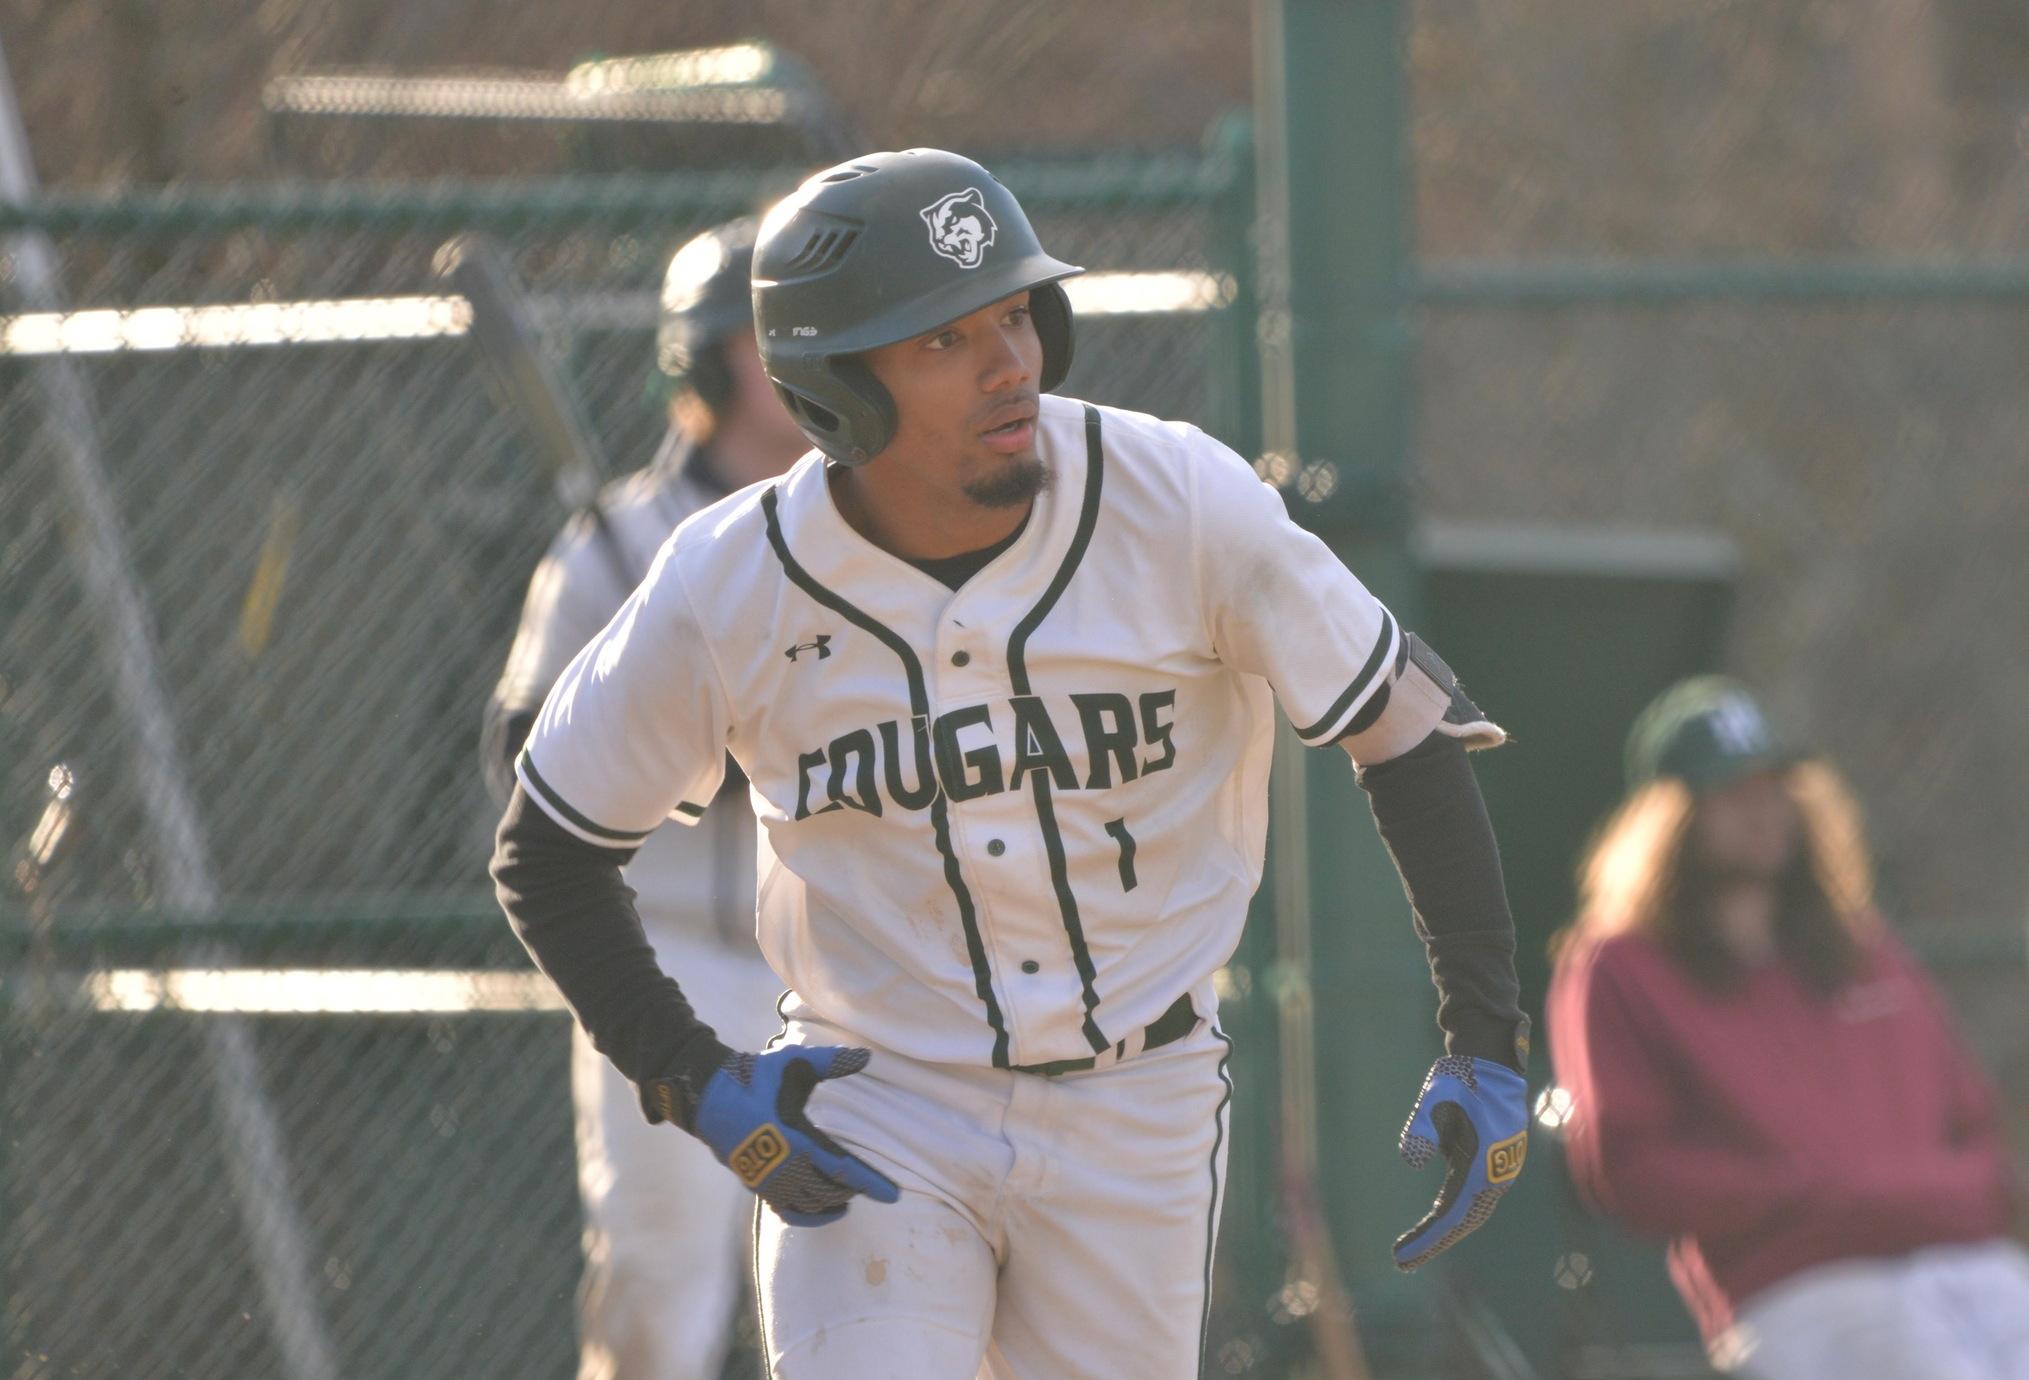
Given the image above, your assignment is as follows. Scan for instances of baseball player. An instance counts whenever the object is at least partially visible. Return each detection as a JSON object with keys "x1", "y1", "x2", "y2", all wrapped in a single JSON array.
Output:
[
  {"x1": 493, "y1": 150, "x2": 1531, "y2": 1379},
  {"x1": 483, "y1": 218, "x2": 809, "y2": 1380}
]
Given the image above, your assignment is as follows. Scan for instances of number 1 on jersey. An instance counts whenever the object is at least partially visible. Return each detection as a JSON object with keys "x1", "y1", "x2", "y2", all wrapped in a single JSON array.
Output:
[{"x1": 1104, "y1": 817, "x2": 1138, "y2": 892}]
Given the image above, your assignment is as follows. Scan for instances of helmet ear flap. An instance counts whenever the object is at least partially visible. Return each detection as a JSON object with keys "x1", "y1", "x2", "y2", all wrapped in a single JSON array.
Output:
[
  {"x1": 1031, "y1": 281, "x2": 1075, "y2": 393},
  {"x1": 773, "y1": 359, "x2": 897, "y2": 468},
  {"x1": 774, "y1": 382, "x2": 831, "y2": 431},
  {"x1": 827, "y1": 356, "x2": 897, "y2": 464}
]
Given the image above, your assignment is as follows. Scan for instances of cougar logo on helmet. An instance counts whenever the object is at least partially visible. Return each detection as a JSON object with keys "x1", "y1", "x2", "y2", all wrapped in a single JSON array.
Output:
[{"x1": 919, "y1": 189, "x2": 997, "y2": 269}]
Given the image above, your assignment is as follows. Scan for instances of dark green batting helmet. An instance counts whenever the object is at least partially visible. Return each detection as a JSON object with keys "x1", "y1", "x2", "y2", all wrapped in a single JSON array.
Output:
[
  {"x1": 657, "y1": 217, "x2": 760, "y2": 407},
  {"x1": 752, "y1": 148, "x2": 1083, "y2": 465}
]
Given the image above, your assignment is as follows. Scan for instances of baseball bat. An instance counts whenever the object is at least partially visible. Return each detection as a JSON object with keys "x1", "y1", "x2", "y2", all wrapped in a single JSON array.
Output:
[{"x1": 437, "y1": 233, "x2": 635, "y2": 590}]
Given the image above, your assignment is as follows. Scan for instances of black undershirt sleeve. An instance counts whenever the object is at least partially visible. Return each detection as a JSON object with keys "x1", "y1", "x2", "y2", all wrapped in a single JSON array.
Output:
[
  {"x1": 1355, "y1": 729, "x2": 1530, "y2": 1072},
  {"x1": 490, "y1": 785, "x2": 730, "y2": 1126}
]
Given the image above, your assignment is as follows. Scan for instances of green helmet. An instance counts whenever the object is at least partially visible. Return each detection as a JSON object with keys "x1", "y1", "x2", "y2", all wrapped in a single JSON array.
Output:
[
  {"x1": 752, "y1": 148, "x2": 1083, "y2": 465},
  {"x1": 656, "y1": 217, "x2": 759, "y2": 408}
]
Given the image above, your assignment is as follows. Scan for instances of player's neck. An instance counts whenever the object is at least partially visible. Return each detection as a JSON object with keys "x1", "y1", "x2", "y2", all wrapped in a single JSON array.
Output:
[{"x1": 828, "y1": 463, "x2": 1031, "y2": 562}]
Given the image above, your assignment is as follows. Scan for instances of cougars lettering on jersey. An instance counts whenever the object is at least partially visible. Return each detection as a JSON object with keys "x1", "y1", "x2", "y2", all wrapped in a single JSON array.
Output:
[
  {"x1": 517, "y1": 395, "x2": 1439, "y2": 1068},
  {"x1": 792, "y1": 690, "x2": 1178, "y2": 819}
]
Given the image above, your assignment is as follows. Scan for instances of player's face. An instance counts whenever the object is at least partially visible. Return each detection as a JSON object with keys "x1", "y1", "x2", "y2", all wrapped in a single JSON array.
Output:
[
  {"x1": 862, "y1": 290, "x2": 1046, "y2": 509},
  {"x1": 1692, "y1": 768, "x2": 1800, "y2": 883}
]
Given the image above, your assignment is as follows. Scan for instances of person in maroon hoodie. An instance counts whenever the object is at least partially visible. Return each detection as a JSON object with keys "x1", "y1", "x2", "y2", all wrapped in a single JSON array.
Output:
[{"x1": 1547, "y1": 677, "x2": 2028, "y2": 1380}]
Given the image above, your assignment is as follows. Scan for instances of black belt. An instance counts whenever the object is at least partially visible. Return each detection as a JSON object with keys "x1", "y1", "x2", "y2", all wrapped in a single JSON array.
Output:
[{"x1": 1011, "y1": 993, "x2": 1198, "y2": 1077}]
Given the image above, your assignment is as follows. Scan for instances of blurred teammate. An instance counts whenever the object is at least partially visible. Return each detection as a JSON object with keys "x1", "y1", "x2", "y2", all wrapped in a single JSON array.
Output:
[
  {"x1": 483, "y1": 218, "x2": 808, "y2": 1380},
  {"x1": 1548, "y1": 677, "x2": 2029, "y2": 1380}
]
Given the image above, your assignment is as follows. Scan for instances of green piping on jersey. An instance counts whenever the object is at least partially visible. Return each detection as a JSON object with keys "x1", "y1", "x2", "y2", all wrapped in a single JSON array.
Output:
[
  {"x1": 1198, "y1": 1027, "x2": 1235, "y2": 1378},
  {"x1": 1006, "y1": 404, "x2": 1111, "y2": 1055},
  {"x1": 517, "y1": 748, "x2": 659, "y2": 845},
  {"x1": 760, "y1": 486, "x2": 1014, "y2": 1068},
  {"x1": 1337, "y1": 631, "x2": 1414, "y2": 741},
  {"x1": 1292, "y1": 606, "x2": 1398, "y2": 744}
]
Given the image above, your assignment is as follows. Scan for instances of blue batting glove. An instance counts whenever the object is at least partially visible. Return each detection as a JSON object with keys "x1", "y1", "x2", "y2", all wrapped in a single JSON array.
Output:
[
  {"x1": 1392, "y1": 1055, "x2": 1528, "y2": 1271},
  {"x1": 690, "y1": 1045, "x2": 901, "y2": 1227}
]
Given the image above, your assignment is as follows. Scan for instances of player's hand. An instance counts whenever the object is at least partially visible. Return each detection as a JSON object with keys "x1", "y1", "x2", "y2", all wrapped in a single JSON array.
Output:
[
  {"x1": 1391, "y1": 1056, "x2": 1528, "y2": 1271},
  {"x1": 689, "y1": 1045, "x2": 901, "y2": 1227}
]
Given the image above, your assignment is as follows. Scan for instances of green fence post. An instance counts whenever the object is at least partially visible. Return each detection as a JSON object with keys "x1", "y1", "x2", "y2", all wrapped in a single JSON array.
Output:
[
  {"x1": 1200, "y1": 108, "x2": 1287, "y2": 1362},
  {"x1": 1205, "y1": 111, "x2": 1262, "y2": 462},
  {"x1": 1252, "y1": 0, "x2": 1436, "y2": 1370}
]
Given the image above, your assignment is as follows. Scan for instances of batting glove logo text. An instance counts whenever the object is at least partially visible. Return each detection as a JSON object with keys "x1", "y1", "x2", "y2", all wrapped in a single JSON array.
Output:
[
  {"x1": 729, "y1": 1123, "x2": 791, "y2": 1187},
  {"x1": 1486, "y1": 1130, "x2": 1528, "y2": 1184}
]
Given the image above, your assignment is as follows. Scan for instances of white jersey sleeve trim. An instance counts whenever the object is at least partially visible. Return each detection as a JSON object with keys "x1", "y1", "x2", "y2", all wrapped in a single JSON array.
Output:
[
  {"x1": 1336, "y1": 646, "x2": 1451, "y2": 764},
  {"x1": 514, "y1": 747, "x2": 707, "y2": 847},
  {"x1": 1288, "y1": 607, "x2": 1404, "y2": 746}
]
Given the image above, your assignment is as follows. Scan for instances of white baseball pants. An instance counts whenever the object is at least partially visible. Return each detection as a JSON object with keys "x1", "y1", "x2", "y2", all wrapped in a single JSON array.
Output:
[
  {"x1": 753, "y1": 1004, "x2": 1233, "y2": 1380},
  {"x1": 1714, "y1": 1238, "x2": 2029, "y2": 1380},
  {"x1": 572, "y1": 934, "x2": 784, "y2": 1380}
]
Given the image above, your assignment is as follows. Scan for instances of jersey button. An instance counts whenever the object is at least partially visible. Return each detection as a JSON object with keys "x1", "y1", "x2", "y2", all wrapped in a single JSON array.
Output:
[
  {"x1": 1021, "y1": 960, "x2": 1040, "y2": 974},
  {"x1": 951, "y1": 650, "x2": 971, "y2": 667},
  {"x1": 986, "y1": 838, "x2": 1006, "y2": 857}
]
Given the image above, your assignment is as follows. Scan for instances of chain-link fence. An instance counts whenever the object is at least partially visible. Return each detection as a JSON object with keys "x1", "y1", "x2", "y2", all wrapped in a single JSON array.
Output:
[
  {"x1": 1, "y1": 158, "x2": 1240, "y2": 919},
  {"x1": 5, "y1": 948, "x2": 579, "y2": 1378},
  {"x1": 0, "y1": 152, "x2": 1250, "y2": 1377},
  {"x1": 1418, "y1": 282, "x2": 2029, "y2": 916}
]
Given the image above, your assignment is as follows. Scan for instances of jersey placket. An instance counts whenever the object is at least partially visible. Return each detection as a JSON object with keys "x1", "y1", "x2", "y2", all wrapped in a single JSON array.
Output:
[
  {"x1": 759, "y1": 482, "x2": 1017, "y2": 1066},
  {"x1": 1000, "y1": 406, "x2": 1112, "y2": 1061},
  {"x1": 919, "y1": 404, "x2": 1110, "y2": 1069},
  {"x1": 938, "y1": 404, "x2": 1112, "y2": 1068},
  {"x1": 929, "y1": 591, "x2": 1081, "y2": 1068}
]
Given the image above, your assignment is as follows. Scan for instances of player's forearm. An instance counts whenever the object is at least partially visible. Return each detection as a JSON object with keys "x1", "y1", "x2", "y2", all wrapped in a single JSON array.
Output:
[
  {"x1": 490, "y1": 786, "x2": 729, "y2": 1116},
  {"x1": 1356, "y1": 730, "x2": 1528, "y2": 1070}
]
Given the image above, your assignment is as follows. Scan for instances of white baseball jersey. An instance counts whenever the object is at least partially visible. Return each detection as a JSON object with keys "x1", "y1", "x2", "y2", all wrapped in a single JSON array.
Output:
[{"x1": 517, "y1": 393, "x2": 1441, "y2": 1069}]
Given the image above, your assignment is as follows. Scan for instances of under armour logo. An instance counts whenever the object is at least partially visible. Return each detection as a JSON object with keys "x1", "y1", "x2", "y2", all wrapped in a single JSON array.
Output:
[{"x1": 785, "y1": 635, "x2": 833, "y2": 663}]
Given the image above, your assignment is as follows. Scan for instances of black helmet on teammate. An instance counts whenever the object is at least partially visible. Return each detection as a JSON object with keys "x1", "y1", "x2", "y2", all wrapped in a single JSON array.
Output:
[
  {"x1": 752, "y1": 148, "x2": 1083, "y2": 466},
  {"x1": 656, "y1": 216, "x2": 760, "y2": 409}
]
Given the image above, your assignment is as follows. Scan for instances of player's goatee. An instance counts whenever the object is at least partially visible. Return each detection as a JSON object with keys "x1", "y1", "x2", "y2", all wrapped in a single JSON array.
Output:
[{"x1": 963, "y1": 456, "x2": 1050, "y2": 509}]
